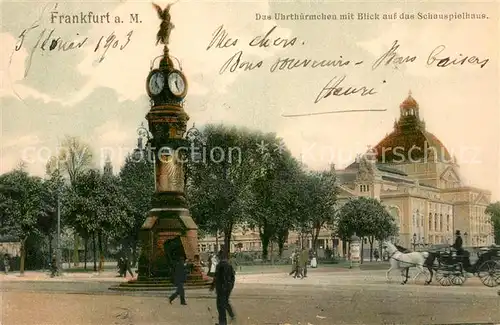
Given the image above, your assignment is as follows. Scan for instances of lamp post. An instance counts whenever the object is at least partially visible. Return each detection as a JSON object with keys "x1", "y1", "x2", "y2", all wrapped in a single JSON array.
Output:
[
  {"x1": 412, "y1": 233, "x2": 417, "y2": 251},
  {"x1": 56, "y1": 188, "x2": 61, "y2": 275}
]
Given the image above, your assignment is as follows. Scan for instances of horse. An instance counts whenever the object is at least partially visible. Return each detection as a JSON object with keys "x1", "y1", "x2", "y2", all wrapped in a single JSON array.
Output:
[
  {"x1": 383, "y1": 241, "x2": 429, "y2": 285},
  {"x1": 395, "y1": 244, "x2": 436, "y2": 285}
]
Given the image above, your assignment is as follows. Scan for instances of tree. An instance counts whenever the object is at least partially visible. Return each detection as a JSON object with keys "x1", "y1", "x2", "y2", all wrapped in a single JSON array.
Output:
[
  {"x1": 38, "y1": 168, "x2": 65, "y2": 260},
  {"x1": 248, "y1": 132, "x2": 302, "y2": 260},
  {"x1": 96, "y1": 170, "x2": 133, "y2": 271},
  {"x1": 118, "y1": 151, "x2": 155, "y2": 265},
  {"x1": 64, "y1": 169, "x2": 132, "y2": 271},
  {"x1": 337, "y1": 197, "x2": 398, "y2": 261},
  {"x1": 47, "y1": 136, "x2": 94, "y2": 267},
  {"x1": 293, "y1": 165, "x2": 338, "y2": 253},
  {"x1": 187, "y1": 124, "x2": 265, "y2": 258},
  {"x1": 0, "y1": 168, "x2": 47, "y2": 274},
  {"x1": 47, "y1": 136, "x2": 94, "y2": 184},
  {"x1": 486, "y1": 202, "x2": 500, "y2": 244}
]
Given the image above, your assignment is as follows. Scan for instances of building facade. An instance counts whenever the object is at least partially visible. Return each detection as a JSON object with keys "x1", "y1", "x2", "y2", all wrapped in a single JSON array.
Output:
[{"x1": 198, "y1": 93, "x2": 495, "y2": 254}]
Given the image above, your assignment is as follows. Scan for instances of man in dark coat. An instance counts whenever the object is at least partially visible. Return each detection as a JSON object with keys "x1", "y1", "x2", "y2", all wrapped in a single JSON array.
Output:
[
  {"x1": 210, "y1": 251, "x2": 235, "y2": 325},
  {"x1": 452, "y1": 230, "x2": 472, "y2": 269},
  {"x1": 169, "y1": 256, "x2": 188, "y2": 305},
  {"x1": 50, "y1": 254, "x2": 58, "y2": 277},
  {"x1": 299, "y1": 247, "x2": 309, "y2": 278},
  {"x1": 452, "y1": 230, "x2": 464, "y2": 255}
]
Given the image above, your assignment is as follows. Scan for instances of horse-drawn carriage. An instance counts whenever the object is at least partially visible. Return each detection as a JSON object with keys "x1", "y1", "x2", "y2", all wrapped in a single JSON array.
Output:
[{"x1": 426, "y1": 244, "x2": 500, "y2": 287}]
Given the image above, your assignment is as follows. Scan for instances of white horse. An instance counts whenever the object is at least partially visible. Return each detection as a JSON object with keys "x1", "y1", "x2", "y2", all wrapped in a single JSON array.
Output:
[{"x1": 383, "y1": 241, "x2": 429, "y2": 284}]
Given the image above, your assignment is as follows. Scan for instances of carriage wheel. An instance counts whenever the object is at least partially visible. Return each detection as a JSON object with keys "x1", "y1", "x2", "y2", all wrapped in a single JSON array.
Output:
[
  {"x1": 436, "y1": 270, "x2": 452, "y2": 286},
  {"x1": 478, "y1": 260, "x2": 500, "y2": 287},
  {"x1": 451, "y1": 273, "x2": 466, "y2": 286}
]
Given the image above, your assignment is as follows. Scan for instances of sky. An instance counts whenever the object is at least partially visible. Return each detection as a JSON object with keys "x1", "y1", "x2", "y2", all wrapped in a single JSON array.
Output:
[{"x1": 1, "y1": 0, "x2": 499, "y2": 200}]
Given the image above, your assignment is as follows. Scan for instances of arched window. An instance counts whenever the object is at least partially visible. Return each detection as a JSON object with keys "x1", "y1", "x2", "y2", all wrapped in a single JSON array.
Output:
[
  {"x1": 446, "y1": 215, "x2": 450, "y2": 231},
  {"x1": 434, "y1": 213, "x2": 438, "y2": 231},
  {"x1": 439, "y1": 214, "x2": 443, "y2": 231}
]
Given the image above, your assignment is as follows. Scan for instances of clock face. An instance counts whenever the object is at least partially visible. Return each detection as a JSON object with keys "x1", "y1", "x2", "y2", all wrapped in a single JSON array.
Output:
[
  {"x1": 168, "y1": 72, "x2": 186, "y2": 97},
  {"x1": 148, "y1": 71, "x2": 165, "y2": 96}
]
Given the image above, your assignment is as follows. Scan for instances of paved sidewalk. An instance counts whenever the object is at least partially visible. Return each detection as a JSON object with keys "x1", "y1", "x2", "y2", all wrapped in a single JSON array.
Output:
[
  {"x1": 0, "y1": 270, "x2": 127, "y2": 282},
  {"x1": 0, "y1": 265, "x2": 360, "y2": 282}
]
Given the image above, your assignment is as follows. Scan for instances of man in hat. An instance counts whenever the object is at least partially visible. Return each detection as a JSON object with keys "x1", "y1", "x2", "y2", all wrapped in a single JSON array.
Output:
[
  {"x1": 169, "y1": 256, "x2": 188, "y2": 305},
  {"x1": 453, "y1": 230, "x2": 473, "y2": 271},
  {"x1": 210, "y1": 250, "x2": 236, "y2": 325},
  {"x1": 452, "y1": 230, "x2": 464, "y2": 255}
]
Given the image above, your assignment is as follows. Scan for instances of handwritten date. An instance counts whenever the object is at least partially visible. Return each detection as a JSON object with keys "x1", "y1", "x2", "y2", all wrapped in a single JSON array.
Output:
[
  {"x1": 94, "y1": 31, "x2": 133, "y2": 63},
  {"x1": 15, "y1": 21, "x2": 133, "y2": 77}
]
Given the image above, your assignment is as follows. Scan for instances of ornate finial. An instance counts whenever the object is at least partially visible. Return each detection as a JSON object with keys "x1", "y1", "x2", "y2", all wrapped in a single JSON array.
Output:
[
  {"x1": 152, "y1": 1, "x2": 179, "y2": 53},
  {"x1": 408, "y1": 89, "x2": 412, "y2": 97}
]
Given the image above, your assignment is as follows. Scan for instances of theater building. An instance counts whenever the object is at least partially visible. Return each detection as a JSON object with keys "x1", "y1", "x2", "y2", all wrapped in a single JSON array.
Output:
[{"x1": 198, "y1": 93, "x2": 495, "y2": 255}]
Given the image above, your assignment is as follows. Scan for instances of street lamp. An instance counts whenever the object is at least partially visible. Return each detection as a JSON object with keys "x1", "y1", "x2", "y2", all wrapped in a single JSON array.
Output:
[
  {"x1": 412, "y1": 233, "x2": 417, "y2": 251},
  {"x1": 56, "y1": 187, "x2": 62, "y2": 275}
]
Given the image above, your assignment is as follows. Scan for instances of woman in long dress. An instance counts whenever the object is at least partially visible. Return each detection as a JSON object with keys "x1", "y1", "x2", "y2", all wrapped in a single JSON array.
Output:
[
  {"x1": 310, "y1": 253, "x2": 318, "y2": 268},
  {"x1": 207, "y1": 253, "x2": 218, "y2": 277}
]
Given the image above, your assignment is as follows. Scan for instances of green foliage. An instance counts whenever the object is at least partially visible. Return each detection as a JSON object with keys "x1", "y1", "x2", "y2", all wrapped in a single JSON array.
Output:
[
  {"x1": 0, "y1": 169, "x2": 47, "y2": 240},
  {"x1": 63, "y1": 169, "x2": 133, "y2": 241},
  {"x1": 118, "y1": 152, "x2": 155, "y2": 245},
  {"x1": 337, "y1": 197, "x2": 398, "y2": 241},
  {"x1": 187, "y1": 125, "x2": 271, "y2": 256},
  {"x1": 295, "y1": 165, "x2": 338, "y2": 250},
  {"x1": 248, "y1": 132, "x2": 302, "y2": 258},
  {"x1": 485, "y1": 201, "x2": 500, "y2": 244}
]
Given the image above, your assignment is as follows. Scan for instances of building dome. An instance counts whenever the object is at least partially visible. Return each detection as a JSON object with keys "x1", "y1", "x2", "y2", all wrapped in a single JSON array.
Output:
[
  {"x1": 400, "y1": 92, "x2": 418, "y2": 109},
  {"x1": 372, "y1": 92, "x2": 451, "y2": 163}
]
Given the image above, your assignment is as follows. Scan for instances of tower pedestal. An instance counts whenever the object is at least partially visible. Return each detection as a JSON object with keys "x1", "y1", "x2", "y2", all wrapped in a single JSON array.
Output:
[{"x1": 110, "y1": 208, "x2": 212, "y2": 291}]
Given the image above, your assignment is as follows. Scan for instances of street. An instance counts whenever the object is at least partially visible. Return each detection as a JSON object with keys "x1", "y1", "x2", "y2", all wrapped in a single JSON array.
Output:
[{"x1": 1, "y1": 269, "x2": 499, "y2": 325}]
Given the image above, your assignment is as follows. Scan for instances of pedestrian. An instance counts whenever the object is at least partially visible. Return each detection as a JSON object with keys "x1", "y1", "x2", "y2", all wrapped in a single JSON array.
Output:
[
  {"x1": 117, "y1": 256, "x2": 126, "y2": 277},
  {"x1": 373, "y1": 248, "x2": 380, "y2": 262},
  {"x1": 123, "y1": 256, "x2": 134, "y2": 278},
  {"x1": 50, "y1": 255, "x2": 57, "y2": 277},
  {"x1": 300, "y1": 247, "x2": 309, "y2": 278},
  {"x1": 310, "y1": 252, "x2": 318, "y2": 268},
  {"x1": 3, "y1": 254, "x2": 10, "y2": 274},
  {"x1": 208, "y1": 252, "x2": 218, "y2": 277},
  {"x1": 229, "y1": 253, "x2": 239, "y2": 273},
  {"x1": 289, "y1": 249, "x2": 297, "y2": 276},
  {"x1": 293, "y1": 250, "x2": 302, "y2": 278},
  {"x1": 210, "y1": 251, "x2": 236, "y2": 325},
  {"x1": 169, "y1": 256, "x2": 188, "y2": 305}
]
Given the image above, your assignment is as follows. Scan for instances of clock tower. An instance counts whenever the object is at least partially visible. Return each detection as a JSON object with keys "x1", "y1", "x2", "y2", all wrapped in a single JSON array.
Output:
[{"x1": 112, "y1": 3, "x2": 210, "y2": 290}]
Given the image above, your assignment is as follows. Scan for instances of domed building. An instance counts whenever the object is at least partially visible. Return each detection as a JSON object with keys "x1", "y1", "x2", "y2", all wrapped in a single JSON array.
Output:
[
  {"x1": 197, "y1": 92, "x2": 494, "y2": 259},
  {"x1": 335, "y1": 91, "x2": 494, "y2": 251}
]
